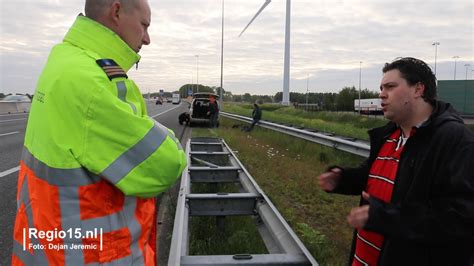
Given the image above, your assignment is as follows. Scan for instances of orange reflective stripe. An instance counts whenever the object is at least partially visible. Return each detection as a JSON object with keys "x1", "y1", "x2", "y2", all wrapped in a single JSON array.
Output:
[
  {"x1": 79, "y1": 180, "x2": 125, "y2": 220},
  {"x1": 82, "y1": 228, "x2": 131, "y2": 264}
]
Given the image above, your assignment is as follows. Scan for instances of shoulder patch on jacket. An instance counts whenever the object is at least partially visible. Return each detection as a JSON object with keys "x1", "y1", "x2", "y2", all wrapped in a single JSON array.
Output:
[{"x1": 96, "y1": 59, "x2": 128, "y2": 80}]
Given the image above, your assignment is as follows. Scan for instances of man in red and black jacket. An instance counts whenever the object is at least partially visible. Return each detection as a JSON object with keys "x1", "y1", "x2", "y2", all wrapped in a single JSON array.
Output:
[{"x1": 318, "y1": 57, "x2": 474, "y2": 265}]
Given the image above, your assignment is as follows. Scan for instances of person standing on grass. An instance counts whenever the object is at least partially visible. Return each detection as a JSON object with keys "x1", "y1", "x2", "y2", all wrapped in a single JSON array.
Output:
[
  {"x1": 317, "y1": 57, "x2": 474, "y2": 265},
  {"x1": 207, "y1": 96, "x2": 219, "y2": 128},
  {"x1": 246, "y1": 103, "x2": 262, "y2": 132}
]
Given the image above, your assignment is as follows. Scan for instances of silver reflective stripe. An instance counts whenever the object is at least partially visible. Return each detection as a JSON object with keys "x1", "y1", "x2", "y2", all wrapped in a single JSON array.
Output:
[
  {"x1": 58, "y1": 190, "x2": 144, "y2": 264},
  {"x1": 13, "y1": 240, "x2": 34, "y2": 265},
  {"x1": 22, "y1": 147, "x2": 101, "y2": 186},
  {"x1": 17, "y1": 175, "x2": 49, "y2": 265},
  {"x1": 116, "y1": 81, "x2": 137, "y2": 115},
  {"x1": 116, "y1": 81, "x2": 127, "y2": 102},
  {"x1": 82, "y1": 212, "x2": 123, "y2": 233},
  {"x1": 100, "y1": 121, "x2": 169, "y2": 184},
  {"x1": 18, "y1": 152, "x2": 147, "y2": 264},
  {"x1": 81, "y1": 204, "x2": 142, "y2": 233},
  {"x1": 59, "y1": 186, "x2": 85, "y2": 264},
  {"x1": 130, "y1": 102, "x2": 137, "y2": 114},
  {"x1": 166, "y1": 128, "x2": 183, "y2": 151},
  {"x1": 123, "y1": 197, "x2": 143, "y2": 264}
]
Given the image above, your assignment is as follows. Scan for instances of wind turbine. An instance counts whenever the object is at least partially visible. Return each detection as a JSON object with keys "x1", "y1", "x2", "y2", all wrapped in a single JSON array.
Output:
[{"x1": 239, "y1": 0, "x2": 291, "y2": 105}]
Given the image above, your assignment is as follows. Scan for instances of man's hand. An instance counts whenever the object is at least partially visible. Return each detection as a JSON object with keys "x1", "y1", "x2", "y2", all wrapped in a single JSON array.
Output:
[
  {"x1": 347, "y1": 191, "x2": 370, "y2": 229},
  {"x1": 317, "y1": 167, "x2": 342, "y2": 192}
]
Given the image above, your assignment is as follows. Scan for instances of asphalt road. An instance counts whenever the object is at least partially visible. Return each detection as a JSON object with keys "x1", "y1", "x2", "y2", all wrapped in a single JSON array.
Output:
[{"x1": 0, "y1": 101, "x2": 189, "y2": 264}]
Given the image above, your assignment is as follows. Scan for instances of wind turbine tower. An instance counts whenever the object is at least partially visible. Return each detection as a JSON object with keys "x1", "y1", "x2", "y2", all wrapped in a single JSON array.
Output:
[{"x1": 239, "y1": 0, "x2": 291, "y2": 105}]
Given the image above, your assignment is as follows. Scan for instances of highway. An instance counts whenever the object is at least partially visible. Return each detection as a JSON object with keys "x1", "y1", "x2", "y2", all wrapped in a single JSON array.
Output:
[{"x1": 0, "y1": 101, "x2": 189, "y2": 264}]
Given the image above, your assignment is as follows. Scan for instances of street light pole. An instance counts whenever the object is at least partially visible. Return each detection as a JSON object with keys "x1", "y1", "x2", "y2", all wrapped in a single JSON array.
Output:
[
  {"x1": 452, "y1": 56, "x2": 460, "y2": 80},
  {"x1": 305, "y1": 74, "x2": 309, "y2": 111},
  {"x1": 195, "y1": 55, "x2": 199, "y2": 92},
  {"x1": 358, "y1": 61, "x2": 362, "y2": 115},
  {"x1": 432, "y1": 42, "x2": 440, "y2": 75},
  {"x1": 220, "y1": 0, "x2": 224, "y2": 105},
  {"x1": 465, "y1": 64, "x2": 470, "y2": 80}
]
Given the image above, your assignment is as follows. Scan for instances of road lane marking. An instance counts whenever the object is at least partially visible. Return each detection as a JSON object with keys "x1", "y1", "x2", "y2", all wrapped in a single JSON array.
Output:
[
  {"x1": 0, "y1": 118, "x2": 27, "y2": 123},
  {"x1": 151, "y1": 105, "x2": 183, "y2": 118},
  {"x1": 0, "y1": 166, "x2": 20, "y2": 178},
  {"x1": 0, "y1": 131, "x2": 19, "y2": 137}
]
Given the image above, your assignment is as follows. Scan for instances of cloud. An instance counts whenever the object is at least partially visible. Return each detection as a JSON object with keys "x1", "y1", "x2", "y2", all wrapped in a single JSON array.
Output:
[{"x1": 1, "y1": 0, "x2": 473, "y2": 96}]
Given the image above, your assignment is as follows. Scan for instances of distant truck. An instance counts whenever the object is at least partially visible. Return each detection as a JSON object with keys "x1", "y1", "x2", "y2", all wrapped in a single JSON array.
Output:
[
  {"x1": 354, "y1": 98, "x2": 382, "y2": 114},
  {"x1": 172, "y1": 93, "x2": 181, "y2": 104}
]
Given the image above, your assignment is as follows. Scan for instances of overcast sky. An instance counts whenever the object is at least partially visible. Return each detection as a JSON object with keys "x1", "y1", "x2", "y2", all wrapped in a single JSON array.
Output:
[{"x1": 1, "y1": 0, "x2": 473, "y2": 96}]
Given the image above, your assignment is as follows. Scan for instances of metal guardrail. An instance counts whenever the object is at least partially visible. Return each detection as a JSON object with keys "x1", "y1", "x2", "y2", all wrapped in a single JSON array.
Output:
[
  {"x1": 0, "y1": 102, "x2": 31, "y2": 114},
  {"x1": 169, "y1": 137, "x2": 317, "y2": 265},
  {"x1": 220, "y1": 112, "x2": 370, "y2": 157}
]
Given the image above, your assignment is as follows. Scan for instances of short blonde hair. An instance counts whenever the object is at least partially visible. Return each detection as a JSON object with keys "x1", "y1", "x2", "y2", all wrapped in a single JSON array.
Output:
[{"x1": 85, "y1": 0, "x2": 137, "y2": 20}]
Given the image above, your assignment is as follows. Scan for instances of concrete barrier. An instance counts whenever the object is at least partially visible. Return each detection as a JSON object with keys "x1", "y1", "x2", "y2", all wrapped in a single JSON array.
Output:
[{"x1": 0, "y1": 102, "x2": 31, "y2": 114}]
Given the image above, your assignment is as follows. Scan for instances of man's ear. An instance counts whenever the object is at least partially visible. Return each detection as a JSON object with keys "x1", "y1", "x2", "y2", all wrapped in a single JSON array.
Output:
[
  {"x1": 108, "y1": 1, "x2": 122, "y2": 25},
  {"x1": 414, "y1": 82, "x2": 425, "y2": 98}
]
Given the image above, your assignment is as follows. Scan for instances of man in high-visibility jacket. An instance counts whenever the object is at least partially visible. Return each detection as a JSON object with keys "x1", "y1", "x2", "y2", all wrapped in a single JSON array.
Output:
[{"x1": 12, "y1": 0, "x2": 187, "y2": 265}]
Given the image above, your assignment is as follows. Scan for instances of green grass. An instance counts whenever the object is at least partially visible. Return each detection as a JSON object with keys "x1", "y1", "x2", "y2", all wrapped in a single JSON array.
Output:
[
  {"x1": 190, "y1": 215, "x2": 268, "y2": 255},
  {"x1": 223, "y1": 103, "x2": 387, "y2": 140},
  {"x1": 190, "y1": 118, "x2": 363, "y2": 265},
  {"x1": 188, "y1": 170, "x2": 268, "y2": 255}
]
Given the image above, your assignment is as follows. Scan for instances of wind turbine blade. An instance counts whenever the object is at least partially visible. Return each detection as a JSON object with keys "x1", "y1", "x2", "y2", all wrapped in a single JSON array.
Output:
[{"x1": 238, "y1": 0, "x2": 271, "y2": 37}]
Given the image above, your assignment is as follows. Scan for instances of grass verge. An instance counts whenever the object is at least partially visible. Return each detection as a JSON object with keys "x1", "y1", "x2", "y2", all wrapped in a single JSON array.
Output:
[
  {"x1": 190, "y1": 117, "x2": 364, "y2": 265},
  {"x1": 223, "y1": 103, "x2": 387, "y2": 140}
]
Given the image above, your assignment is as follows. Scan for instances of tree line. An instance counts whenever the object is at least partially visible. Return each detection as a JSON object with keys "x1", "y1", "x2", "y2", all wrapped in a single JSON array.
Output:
[{"x1": 149, "y1": 84, "x2": 379, "y2": 112}]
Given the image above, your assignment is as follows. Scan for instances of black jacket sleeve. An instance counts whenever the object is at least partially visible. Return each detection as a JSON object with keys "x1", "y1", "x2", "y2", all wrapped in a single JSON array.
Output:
[
  {"x1": 331, "y1": 160, "x2": 371, "y2": 195},
  {"x1": 364, "y1": 141, "x2": 474, "y2": 245}
]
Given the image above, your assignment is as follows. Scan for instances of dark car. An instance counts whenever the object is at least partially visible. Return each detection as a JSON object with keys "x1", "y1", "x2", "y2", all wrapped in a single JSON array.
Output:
[{"x1": 189, "y1": 93, "x2": 219, "y2": 127}]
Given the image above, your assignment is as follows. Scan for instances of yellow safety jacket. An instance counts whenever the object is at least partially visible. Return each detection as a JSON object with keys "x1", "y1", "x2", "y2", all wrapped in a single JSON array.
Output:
[{"x1": 12, "y1": 15, "x2": 186, "y2": 265}]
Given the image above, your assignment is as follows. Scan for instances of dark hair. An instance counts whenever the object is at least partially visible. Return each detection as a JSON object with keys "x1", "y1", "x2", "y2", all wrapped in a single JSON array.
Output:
[{"x1": 383, "y1": 57, "x2": 437, "y2": 105}]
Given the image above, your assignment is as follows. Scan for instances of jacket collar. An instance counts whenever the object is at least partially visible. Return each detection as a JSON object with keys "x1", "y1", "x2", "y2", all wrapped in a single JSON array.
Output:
[
  {"x1": 368, "y1": 101, "x2": 463, "y2": 143},
  {"x1": 63, "y1": 14, "x2": 140, "y2": 72}
]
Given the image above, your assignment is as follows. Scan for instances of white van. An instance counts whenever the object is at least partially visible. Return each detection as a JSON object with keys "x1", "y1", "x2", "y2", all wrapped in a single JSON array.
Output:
[{"x1": 172, "y1": 93, "x2": 181, "y2": 104}]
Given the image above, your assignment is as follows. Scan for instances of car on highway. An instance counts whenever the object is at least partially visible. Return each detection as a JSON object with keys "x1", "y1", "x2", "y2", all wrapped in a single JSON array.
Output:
[{"x1": 189, "y1": 92, "x2": 219, "y2": 127}]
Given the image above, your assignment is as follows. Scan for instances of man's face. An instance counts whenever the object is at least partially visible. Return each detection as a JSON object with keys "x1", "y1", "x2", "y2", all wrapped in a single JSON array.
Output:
[
  {"x1": 116, "y1": 0, "x2": 151, "y2": 53},
  {"x1": 379, "y1": 69, "x2": 417, "y2": 124}
]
